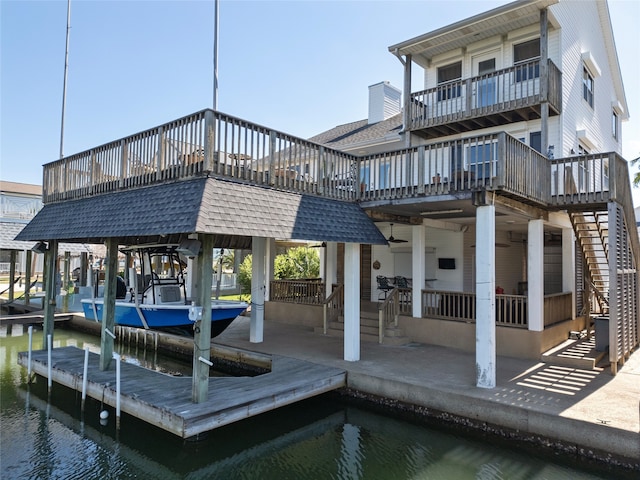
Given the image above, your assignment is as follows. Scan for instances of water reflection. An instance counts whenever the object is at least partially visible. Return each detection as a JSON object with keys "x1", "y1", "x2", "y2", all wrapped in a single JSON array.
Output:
[{"x1": 0, "y1": 327, "x2": 631, "y2": 479}]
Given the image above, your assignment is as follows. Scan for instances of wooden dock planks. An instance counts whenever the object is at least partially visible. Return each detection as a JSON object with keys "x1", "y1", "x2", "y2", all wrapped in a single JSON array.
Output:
[{"x1": 17, "y1": 346, "x2": 346, "y2": 438}]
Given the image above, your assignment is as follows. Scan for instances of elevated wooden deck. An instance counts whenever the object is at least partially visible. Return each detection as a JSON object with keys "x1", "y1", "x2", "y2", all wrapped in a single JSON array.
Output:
[{"x1": 18, "y1": 346, "x2": 346, "y2": 438}]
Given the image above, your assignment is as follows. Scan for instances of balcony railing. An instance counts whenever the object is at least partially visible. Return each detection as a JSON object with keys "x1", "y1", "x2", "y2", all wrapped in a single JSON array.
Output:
[
  {"x1": 41, "y1": 108, "x2": 627, "y2": 219},
  {"x1": 408, "y1": 59, "x2": 562, "y2": 132}
]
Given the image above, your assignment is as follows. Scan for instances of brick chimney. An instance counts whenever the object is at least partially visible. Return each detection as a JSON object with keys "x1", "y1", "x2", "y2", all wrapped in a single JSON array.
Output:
[{"x1": 368, "y1": 81, "x2": 401, "y2": 125}]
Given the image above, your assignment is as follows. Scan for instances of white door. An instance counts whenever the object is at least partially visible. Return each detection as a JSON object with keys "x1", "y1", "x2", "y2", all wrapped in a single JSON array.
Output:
[{"x1": 472, "y1": 50, "x2": 501, "y2": 108}]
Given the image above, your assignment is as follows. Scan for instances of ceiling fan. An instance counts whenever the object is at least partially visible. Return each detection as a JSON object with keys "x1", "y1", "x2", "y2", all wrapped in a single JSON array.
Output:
[{"x1": 387, "y1": 223, "x2": 408, "y2": 243}]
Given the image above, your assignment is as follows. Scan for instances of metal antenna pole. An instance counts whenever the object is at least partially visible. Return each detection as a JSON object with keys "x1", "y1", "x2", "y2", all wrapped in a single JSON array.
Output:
[
  {"x1": 59, "y1": 0, "x2": 71, "y2": 159},
  {"x1": 213, "y1": 0, "x2": 219, "y2": 111}
]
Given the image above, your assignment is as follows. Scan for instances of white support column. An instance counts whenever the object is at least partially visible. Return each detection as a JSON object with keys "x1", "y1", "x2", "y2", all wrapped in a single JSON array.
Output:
[
  {"x1": 476, "y1": 205, "x2": 496, "y2": 388},
  {"x1": 264, "y1": 238, "x2": 275, "y2": 301},
  {"x1": 528, "y1": 219, "x2": 545, "y2": 331},
  {"x1": 325, "y1": 242, "x2": 338, "y2": 299},
  {"x1": 344, "y1": 243, "x2": 360, "y2": 362},
  {"x1": 412, "y1": 225, "x2": 425, "y2": 318},
  {"x1": 562, "y1": 227, "x2": 576, "y2": 319},
  {"x1": 250, "y1": 236, "x2": 266, "y2": 343}
]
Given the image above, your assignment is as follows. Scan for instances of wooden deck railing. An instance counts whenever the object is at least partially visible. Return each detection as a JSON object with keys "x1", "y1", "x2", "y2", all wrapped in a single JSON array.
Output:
[
  {"x1": 543, "y1": 292, "x2": 573, "y2": 327},
  {"x1": 322, "y1": 284, "x2": 344, "y2": 334},
  {"x1": 269, "y1": 279, "x2": 325, "y2": 305},
  {"x1": 422, "y1": 290, "x2": 573, "y2": 329},
  {"x1": 378, "y1": 288, "x2": 400, "y2": 343},
  {"x1": 42, "y1": 108, "x2": 552, "y2": 207},
  {"x1": 408, "y1": 59, "x2": 561, "y2": 132}
]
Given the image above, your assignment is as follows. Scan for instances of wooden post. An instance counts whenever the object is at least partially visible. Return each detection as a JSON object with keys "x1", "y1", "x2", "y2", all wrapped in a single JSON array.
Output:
[
  {"x1": 42, "y1": 240, "x2": 58, "y2": 349},
  {"x1": 540, "y1": 9, "x2": 549, "y2": 155},
  {"x1": 62, "y1": 251, "x2": 70, "y2": 312},
  {"x1": 403, "y1": 53, "x2": 412, "y2": 143},
  {"x1": 25, "y1": 250, "x2": 32, "y2": 306},
  {"x1": 100, "y1": 238, "x2": 119, "y2": 371},
  {"x1": 8, "y1": 250, "x2": 16, "y2": 303},
  {"x1": 79, "y1": 252, "x2": 88, "y2": 286},
  {"x1": 192, "y1": 234, "x2": 213, "y2": 403}
]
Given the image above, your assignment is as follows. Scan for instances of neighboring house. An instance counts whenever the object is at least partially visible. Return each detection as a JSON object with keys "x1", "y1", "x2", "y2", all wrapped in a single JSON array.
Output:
[
  {"x1": 1, "y1": 181, "x2": 100, "y2": 304},
  {"x1": 16, "y1": 0, "x2": 638, "y2": 385}
]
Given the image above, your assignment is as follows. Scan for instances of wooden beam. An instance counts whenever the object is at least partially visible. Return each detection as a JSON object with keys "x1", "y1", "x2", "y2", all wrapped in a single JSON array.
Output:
[
  {"x1": 42, "y1": 240, "x2": 58, "y2": 349},
  {"x1": 100, "y1": 238, "x2": 119, "y2": 371},
  {"x1": 192, "y1": 234, "x2": 213, "y2": 403}
]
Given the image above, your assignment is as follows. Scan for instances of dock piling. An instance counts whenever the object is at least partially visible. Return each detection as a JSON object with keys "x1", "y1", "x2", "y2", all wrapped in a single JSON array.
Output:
[
  {"x1": 114, "y1": 352, "x2": 121, "y2": 430},
  {"x1": 47, "y1": 334, "x2": 52, "y2": 393},
  {"x1": 27, "y1": 326, "x2": 33, "y2": 383},
  {"x1": 81, "y1": 346, "x2": 89, "y2": 411}
]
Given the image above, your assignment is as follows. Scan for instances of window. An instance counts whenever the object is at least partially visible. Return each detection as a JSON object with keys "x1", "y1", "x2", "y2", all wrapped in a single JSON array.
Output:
[
  {"x1": 530, "y1": 131, "x2": 542, "y2": 153},
  {"x1": 478, "y1": 59, "x2": 496, "y2": 76},
  {"x1": 514, "y1": 38, "x2": 540, "y2": 82},
  {"x1": 468, "y1": 142, "x2": 497, "y2": 179},
  {"x1": 612, "y1": 110, "x2": 619, "y2": 140},
  {"x1": 437, "y1": 61, "x2": 462, "y2": 101},
  {"x1": 583, "y1": 67, "x2": 594, "y2": 107}
]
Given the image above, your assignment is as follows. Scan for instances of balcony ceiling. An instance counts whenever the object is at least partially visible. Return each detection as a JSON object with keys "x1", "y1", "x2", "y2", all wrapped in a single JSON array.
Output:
[{"x1": 388, "y1": 0, "x2": 558, "y2": 69}]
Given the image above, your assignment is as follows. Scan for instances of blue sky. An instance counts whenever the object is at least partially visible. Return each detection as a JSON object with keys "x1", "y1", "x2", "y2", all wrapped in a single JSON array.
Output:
[{"x1": 1, "y1": 0, "x2": 639, "y2": 199}]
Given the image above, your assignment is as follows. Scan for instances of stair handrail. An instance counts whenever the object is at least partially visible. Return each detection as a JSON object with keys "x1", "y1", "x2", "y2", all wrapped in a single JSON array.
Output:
[
  {"x1": 322, "y1": 284, "x2": 344, "y2": 334},
  {"x1": 378, "y1": 288, "x2": 399, "y2": 343}
]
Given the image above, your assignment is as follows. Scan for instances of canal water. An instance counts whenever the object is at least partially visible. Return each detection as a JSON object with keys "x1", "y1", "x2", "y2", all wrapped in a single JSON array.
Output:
[{"x1": 0, "y1": 327, "x2": 632, "y2": 479}]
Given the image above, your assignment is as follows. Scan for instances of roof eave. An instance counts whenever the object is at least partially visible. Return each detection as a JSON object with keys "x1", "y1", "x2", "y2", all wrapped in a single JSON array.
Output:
[{"x1": 388, "y1": 0, "x2": 558, "y2": 62}]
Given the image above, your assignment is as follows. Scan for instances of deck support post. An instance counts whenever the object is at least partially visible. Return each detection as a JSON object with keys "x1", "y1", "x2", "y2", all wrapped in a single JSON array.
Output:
[
  {"x1": 62, "y1": 251, "x2": 70, "y2": 312},
  {"x1": 475, "y1": 205, "x2": 495, "y2": 388},
  {"x1": 562, "y1": 227, "x2": 576, "y2": 319},
  {"x1": 528, "y1": 219, "x2": 545, "y2": 332},
  {"x1": 192, "y1": 234, "x2": 213, "y2": 403},
  {"x1": 42, "y1": 240, "x2": 58, "y2": 349},
  {"x1": 251, "y1": 236, "x2": 266, "y2": 343},
  {"x1": 25, "y1": 250, "x2": 32, "y2": 306},
  {"x1": 8, "y1": 250, "x2": 16, "y2": 303},
  {"x1": 100, "y1": 238, "x2": 119, "y2": 371},
  {"x1": 344, "y1": 242, "x2": 360, "y2": 361},
  {"x1": 412, "y1": 225, "x2": 425, "y2": 318}
]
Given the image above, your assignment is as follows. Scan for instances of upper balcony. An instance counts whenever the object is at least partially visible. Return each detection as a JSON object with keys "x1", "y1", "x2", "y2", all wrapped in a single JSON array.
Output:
[{"x1": 407, "y1": 59, "x2": 562, "y2": 139}]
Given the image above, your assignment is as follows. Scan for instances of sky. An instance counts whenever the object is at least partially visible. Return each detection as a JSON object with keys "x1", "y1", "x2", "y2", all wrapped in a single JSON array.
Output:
[{"x1": 1, "y1": 0, "x2": 639, "y2": 200}]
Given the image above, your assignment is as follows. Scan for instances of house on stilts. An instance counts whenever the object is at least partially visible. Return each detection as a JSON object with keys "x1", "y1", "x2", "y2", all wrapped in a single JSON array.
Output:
[{"x1": 16, "y1": 0, "x2": 638, "y2": 392}]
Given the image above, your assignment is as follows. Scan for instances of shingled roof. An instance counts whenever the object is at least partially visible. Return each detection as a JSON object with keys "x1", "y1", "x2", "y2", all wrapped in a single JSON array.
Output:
[
  {"x1": 15, "y1": 177, "x2": 387, "y2": 248},
  {"x1": 309, "y1": 113, "x2": 403, "y2": 150},
  {"x1": 2, "y1": 221, "x2": 99, "y2": 255}
]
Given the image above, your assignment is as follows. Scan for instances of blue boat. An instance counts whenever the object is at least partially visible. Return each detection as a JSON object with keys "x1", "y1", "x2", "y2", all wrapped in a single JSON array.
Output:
[{"x1": 81, "y1": 244, "x2": 247, "y2": 337}]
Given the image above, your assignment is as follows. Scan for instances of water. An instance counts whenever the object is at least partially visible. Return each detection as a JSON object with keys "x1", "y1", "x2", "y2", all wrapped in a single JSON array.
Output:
[{"x1": 0, "y1": 327, "x2": 632, "y2": 479}]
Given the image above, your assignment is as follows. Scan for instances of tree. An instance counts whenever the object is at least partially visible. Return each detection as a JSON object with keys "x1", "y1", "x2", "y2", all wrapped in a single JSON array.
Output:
[
  {"x1": 631, "y1": 156, "x2": 640, "y2": 187},
  {"x1": 237, "y1": 246, "x2": 321, "y2": 295}
]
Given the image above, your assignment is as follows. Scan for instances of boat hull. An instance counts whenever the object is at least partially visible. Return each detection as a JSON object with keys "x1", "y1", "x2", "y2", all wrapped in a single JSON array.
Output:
[{"x1": 81, "y1": 299, "x2": 247, "y2": 336}]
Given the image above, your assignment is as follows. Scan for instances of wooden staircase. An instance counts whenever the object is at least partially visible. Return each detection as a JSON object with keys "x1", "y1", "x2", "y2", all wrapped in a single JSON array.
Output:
[
  {"x1": 314, "y1": 309, "x2": 410, "y2": 346},
  {"x1": 570, "y1": 211, "x2": 609, "y2": 314}
]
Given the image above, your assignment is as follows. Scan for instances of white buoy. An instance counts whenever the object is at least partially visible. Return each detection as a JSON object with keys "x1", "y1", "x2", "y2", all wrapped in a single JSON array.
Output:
[{"x1": 100, "y1": 410, "x2": 109, "y2": 420}]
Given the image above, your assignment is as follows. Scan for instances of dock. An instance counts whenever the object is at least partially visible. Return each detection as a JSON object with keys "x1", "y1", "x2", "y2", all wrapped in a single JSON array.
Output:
[{"x1": 18, "y1": 346, "x2": 346, "y2": 438}]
